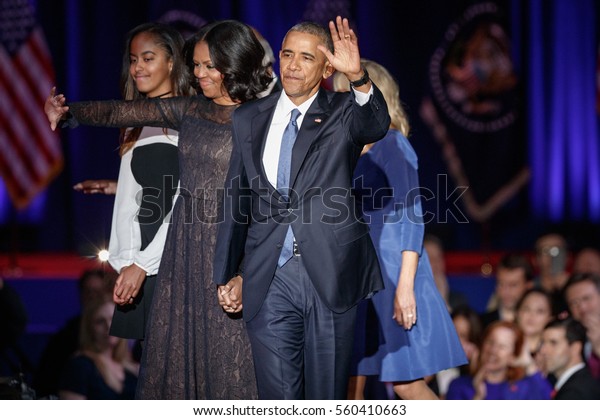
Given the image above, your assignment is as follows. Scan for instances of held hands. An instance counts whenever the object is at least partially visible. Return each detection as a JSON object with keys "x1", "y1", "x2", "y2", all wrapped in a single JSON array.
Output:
[
  {"x1": 113, "y1": 263, "x2": 147, "y2": 306},
  {"x1": 45, "y1": 87, "x2": 69, "y2": 131},
  {"x1": 73, "y1": 180, "x2": 118, "y2": 195},
  {"x1": 218, "y1": 275, "x2": 243, "y2": 313},
  {"x1": 317, "y1": 16, "x2": 363, "y2": 82}
]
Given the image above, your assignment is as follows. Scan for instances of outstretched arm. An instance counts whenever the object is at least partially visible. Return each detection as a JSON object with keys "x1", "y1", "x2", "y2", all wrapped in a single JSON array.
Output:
[
  {"x1": 45, "y1": 87, "x2": 186, "y2": 131},
  {"x1": 45, "y1": 87, "x2": 69, "y2": 131},
  {"x1": 73, "y1": 179, "x2": 118, "y2": 195}
]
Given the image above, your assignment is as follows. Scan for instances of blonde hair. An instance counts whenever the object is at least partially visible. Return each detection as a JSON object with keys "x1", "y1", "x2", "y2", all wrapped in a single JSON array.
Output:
[{"x1": 332, "y1": 59, "x2": 410, "y2": 137}]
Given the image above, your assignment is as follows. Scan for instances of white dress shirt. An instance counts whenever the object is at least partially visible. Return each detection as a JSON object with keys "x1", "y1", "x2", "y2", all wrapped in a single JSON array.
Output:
[
  {"x1": 262, "y1": 86, "x2": 373, "y2": 187},
  {"x1": 108, "y1": 127, "x2": 179, "y2": 275}
]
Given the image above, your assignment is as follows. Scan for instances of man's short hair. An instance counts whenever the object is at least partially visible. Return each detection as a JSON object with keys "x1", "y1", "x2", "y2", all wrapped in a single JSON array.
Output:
[
  {"x1": 563, "y1": 272, "x2": 600, "y2": 295},
  {"x1": 286, "y1": 21, "x2": 334, "y2": 53},
  {"x1": 544, "y1": 317, "x2": 587, "y2": 346},
  {"x1": 497, "y1": 253, "x2": 534, "y2": 281}
]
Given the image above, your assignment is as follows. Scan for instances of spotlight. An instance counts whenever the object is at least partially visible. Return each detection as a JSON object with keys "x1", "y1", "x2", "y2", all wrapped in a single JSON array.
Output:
[{"x1": 98, "y1": 249, "x2": 110, "y2": 262}]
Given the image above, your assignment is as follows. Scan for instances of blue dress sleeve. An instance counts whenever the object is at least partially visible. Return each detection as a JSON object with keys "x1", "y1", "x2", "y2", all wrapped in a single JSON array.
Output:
[{"x1": 372, "y1": 130, "x2": 424, "y2": 253}]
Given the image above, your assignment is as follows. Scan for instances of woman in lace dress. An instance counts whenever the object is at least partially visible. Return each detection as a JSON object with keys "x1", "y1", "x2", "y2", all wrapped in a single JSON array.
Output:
[{"x1": 45, "y1": 20, "x2": 272, "y2": 399}]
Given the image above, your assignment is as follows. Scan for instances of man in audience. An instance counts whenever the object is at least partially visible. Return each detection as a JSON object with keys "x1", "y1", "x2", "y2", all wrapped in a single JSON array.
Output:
[
  {"x1": 423, "y1": 234, "x2": 467, "y2": 311},
  {"x1": 563, "y1": 272, "x2": 600, "y2": 380},
  {"x1": 480, "y1": 253, "x2": 533, "y2": 329},
  {"x1": 533, "y1": 233, "x2": 570, "y2": 315},
  {"x1": 572, "y1": 247, "x2": 600, "y2": 276},
  {"x1": 539, "y1": 317, "x2": 600, "y2": 399}
]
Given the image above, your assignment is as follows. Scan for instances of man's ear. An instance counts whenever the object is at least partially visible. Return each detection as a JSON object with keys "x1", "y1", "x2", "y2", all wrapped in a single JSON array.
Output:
[
  {"x1": 571, "y1": 340, "x2": 583, "y2": 360},
  {"x1": 322, "y1": 62, "x2": 334, "y2": 80}
]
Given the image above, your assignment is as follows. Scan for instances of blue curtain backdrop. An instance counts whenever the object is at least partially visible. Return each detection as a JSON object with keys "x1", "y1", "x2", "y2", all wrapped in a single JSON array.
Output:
[
  {"x1": 526, "y1": 0, "x2": 599, "y2": 222},
  {"x1": 1, "y1": 0, "x2": 598, "y2": 253}
]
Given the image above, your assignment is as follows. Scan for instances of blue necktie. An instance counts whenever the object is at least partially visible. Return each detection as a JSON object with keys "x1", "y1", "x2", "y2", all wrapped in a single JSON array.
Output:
[{"x1": 277, "y1": 108, "x2": 301, "y2": 267}]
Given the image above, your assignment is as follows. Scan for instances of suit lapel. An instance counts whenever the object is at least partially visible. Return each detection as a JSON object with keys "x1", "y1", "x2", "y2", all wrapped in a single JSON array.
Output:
[
  {"x1": 250, "y1": 96, "x2": 279, "y2": 198},
  {"x1": 289, "y1": 89, "x2": 331, "y2": 190}
]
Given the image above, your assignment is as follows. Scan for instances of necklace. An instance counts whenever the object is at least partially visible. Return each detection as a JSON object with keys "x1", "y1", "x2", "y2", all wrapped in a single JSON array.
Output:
[{"x1": 149, "y1": 91, "x2": 172, "y2": 99}]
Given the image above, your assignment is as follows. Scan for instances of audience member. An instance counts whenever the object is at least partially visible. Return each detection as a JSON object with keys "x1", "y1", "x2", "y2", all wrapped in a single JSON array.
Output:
[
  {"x1": 435, "y1": 304, "x2": 483, "y2": 398},
  {"x1": 446, "y1": 320, "x2": 552, "y2": 400},
  {"x1": 563, "y1": 272, "x2": 600, "y2": 379},
  {"x1": 515, "y1": 288, "x2": 553, "y2": 361},
  {"x1": 533, "y1": 233, "x2": 570, "y2": 315},
  {"x1": 58, "y1": 295, "x2": 138, "y2": 399},
  {"x1": 539, "y1": 318, "x2": 600, "y2": 399},
  {"x1": 34, "y1": 269, "x2": 113, "y2": 398},
  {"x1": 572, "y1": 247, "x2": 600, "y2": 276},
  {"x1": 0, "y1": 277, "x2": 28, "y2": 377},
  {"x1": 423, "y1": 234, "x2": 468, "y2": 311},
  {"x1": 480, "y1": 253, "x2": 533, "y2": 329}
]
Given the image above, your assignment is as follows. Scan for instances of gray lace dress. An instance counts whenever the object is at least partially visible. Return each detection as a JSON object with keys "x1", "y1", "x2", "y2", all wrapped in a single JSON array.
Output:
[{"x1": 68, "y1": 96, "x2": 257, "y2": 399}]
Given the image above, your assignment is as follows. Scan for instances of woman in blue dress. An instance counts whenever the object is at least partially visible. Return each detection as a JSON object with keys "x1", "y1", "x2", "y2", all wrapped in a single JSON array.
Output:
[{"x1": 335, "y1": 59, "x2": 467, "y2": 399}]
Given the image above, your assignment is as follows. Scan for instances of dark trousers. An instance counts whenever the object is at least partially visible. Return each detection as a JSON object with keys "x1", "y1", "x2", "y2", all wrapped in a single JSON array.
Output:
[{"x1": 246, "y1": 255, "x2": 357, "y2": 399}]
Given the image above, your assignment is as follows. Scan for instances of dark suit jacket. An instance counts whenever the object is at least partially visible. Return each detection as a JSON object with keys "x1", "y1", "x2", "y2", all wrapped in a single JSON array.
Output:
[
  {"x1": 214, "y1": 86, "x2": 390, "y2": 321},
  {"x1": 554, "y1": 366, "x2": 600, "y2": 400}
]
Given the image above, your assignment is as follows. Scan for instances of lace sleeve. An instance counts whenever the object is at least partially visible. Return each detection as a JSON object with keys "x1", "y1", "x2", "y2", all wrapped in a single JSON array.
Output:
[{"x1": 64, "y1": 96, "x2": 196, "y2": 130}]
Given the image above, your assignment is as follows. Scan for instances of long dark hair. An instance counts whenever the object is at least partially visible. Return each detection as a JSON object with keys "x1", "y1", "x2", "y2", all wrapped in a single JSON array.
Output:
[
  {"x1": 119, "y1": 22, "x2": 194, "y2": 155},
  {"x1": 187, "y1": 20, "x2": 272, "y2": 103}
]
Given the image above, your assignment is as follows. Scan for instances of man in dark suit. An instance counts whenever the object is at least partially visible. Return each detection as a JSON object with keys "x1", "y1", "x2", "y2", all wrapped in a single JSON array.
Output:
[
  {"x1": 539, "y1": 318, "x2": 600, "y2": 399},
  {"x1": 564, "y1": 272, "x2": 600, "y2": 380},
  {"x1": 214, "y1": 17, "x2": 389, "y2": 399}
]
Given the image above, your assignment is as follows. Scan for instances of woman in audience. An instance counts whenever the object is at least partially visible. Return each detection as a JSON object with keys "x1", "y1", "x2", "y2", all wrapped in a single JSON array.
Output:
[
  {"x1": 59, "y1": 295, "x2": 138, "y2": 399},
  {"x1": 515, "y1": 288, "x2": 553, "y2": 363},
  {"x1": 446, "y1": 320, "x2": 552, "y2": 399},
  {"x1": 436, "y1": 304, "x2": 483, "y2": 398}
]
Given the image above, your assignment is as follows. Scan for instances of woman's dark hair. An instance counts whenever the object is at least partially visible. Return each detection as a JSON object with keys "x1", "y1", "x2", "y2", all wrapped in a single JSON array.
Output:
[
  {"x1": 515, "y1": 287, "x2": 553, "y2": 315},
  {"x1": 187, "y1": 20, "x2": 272, "y2": 103},
  {"x1": 119, "y1": 22, "x2": 193, "y2": 154},
  {"x1": 451, "y1": 304, "x2": 483, "y2": 346}
]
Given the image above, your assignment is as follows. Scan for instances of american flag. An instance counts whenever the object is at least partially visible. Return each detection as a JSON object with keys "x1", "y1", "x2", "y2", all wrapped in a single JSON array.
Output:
[{"x1": 0, "y1": 0, "x2": 63, "y2": 209}]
